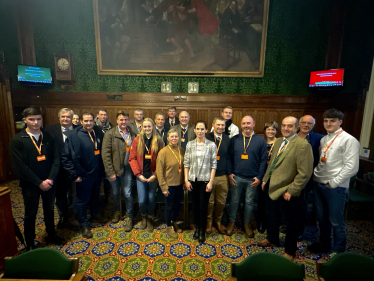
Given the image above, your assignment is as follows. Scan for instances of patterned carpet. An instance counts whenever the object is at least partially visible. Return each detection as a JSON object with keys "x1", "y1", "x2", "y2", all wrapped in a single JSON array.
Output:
[{"x1": 8, "y1": 180, "x2": 374, "y2": 281}]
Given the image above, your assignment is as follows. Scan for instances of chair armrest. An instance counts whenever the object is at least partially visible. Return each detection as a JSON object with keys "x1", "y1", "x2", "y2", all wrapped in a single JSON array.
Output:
[{"x1": 72, "y1": 273, "x2": 88, "y2": 281}]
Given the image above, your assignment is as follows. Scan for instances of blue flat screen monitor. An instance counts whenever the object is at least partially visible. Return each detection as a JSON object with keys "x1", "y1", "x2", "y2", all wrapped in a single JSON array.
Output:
[{"x1": 17, "y1": 65, "x2": 52, "y2": 84}]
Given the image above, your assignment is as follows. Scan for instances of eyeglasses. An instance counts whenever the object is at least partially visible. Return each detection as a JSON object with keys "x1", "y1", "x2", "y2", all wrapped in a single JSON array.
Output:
[{"x1": 300, "y1": 122, "x2": 314, "y2": 125}]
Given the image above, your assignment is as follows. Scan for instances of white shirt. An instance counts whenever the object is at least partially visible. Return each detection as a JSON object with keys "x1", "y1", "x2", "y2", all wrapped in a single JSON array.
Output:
[
  {"x1": 62, "y1": 126, "x2": 73, "y2": 142},
  {"x1": 196, "y1": 142, "x2": 205, "y2": 169},
  {"x1": 28, "y1": 133, "x2": 40, "y2": 141},
  {"x1": 210, "y1": 123, "x2": 239, "y2": 138},
  {"x1": 313, "y1": 129, "x2": 359, "y2": 188}
]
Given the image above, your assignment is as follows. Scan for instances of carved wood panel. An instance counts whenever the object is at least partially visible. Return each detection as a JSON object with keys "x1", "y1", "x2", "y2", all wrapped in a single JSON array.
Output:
[{"x1": 11, "y1": 91, "x2": 362, "y2": 139}]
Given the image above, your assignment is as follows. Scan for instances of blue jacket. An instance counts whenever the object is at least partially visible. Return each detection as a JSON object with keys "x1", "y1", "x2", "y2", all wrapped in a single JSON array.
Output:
[
  {"x1": 61, "y1": 126, "x2": 104, "y2": 181},
  {"x1": 308, "y1": 130, "x2": 324, "y2": 168}
]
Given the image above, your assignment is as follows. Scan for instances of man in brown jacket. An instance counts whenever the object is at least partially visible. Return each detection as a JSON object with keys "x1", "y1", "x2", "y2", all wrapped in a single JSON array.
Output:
[
  {"x1": 102, "y1": 110, "x2": 136, "y2": 231},
  {"x1": 257, "y1": 116, "x2": 313, "y2": 261}
]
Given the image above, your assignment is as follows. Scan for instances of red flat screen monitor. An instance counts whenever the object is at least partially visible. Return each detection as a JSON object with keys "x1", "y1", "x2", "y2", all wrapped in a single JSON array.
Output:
[{"x1": 309, "y1": 69, "x2": 344, "y2": 87}]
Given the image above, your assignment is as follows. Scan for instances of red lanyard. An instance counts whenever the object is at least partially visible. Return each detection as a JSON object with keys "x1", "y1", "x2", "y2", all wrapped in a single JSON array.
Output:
[{"x1": 323, "y1": 130, "x2": 343, "y2": 158}]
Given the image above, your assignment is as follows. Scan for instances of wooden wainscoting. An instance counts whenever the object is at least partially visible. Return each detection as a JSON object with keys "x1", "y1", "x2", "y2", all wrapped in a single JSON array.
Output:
[{"x1": 11, "y1": 90, "x2": 362, "y2": 139}]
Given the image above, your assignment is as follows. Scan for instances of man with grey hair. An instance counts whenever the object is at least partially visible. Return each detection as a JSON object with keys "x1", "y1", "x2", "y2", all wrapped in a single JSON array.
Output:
[
  {"x1": 171, "y1": 111, "x2": 195, "y2": 150},
  {"x1": 258, "y1": 116, "x2": 313, "y2": 260},
  {"x1": 45, "y1": 108, "x2": 78, "y2": 228},
  {"x1": 297, "y1": 115, "x2": 324, "y2": 238}
]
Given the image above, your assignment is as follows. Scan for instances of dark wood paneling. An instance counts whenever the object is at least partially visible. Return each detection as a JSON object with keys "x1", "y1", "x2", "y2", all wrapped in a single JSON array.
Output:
[
  {"x1": 0, "y1": 81, "x2": 15, "y2": 182},
  {"x1": 11, "y1": 90, "x2": 361, "y2": 139},
  {"x1": 0, "y1": 187, "x2": 18, "y2": 268}
]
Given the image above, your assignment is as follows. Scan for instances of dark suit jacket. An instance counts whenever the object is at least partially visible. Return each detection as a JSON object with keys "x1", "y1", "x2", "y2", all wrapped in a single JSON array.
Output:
[
  {"x1": 165, "y1": 117, "x2": 180, "y2": 130},
  {"x1": 171, "y1": 123, "x2": 195, "y2": 147},
  {"x1": 156, "y1": 127, "x2": 169, "y2": 144},
  {"x1": 263, "y1": 135, "x2": 313, "y2": 200},
  {"x1": 44, "y1": 123, "x2": 79, "y2": 154},
  {"x1": 206, "y1": 132, "x2": 231, "y2": 176}
]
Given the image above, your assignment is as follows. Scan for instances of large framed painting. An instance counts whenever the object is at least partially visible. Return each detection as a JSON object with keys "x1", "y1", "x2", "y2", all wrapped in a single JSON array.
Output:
[{"x1": 93, "y1": 0, "x2": 269, "y2": 77}]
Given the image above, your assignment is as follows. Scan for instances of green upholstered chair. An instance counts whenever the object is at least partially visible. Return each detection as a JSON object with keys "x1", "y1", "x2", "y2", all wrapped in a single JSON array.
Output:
[
  {"x1": 230, "y1": 252, "x2": 305, "y2": 281},
  {"x1": 2, "y1": 247, "x2": 79, "y2": 280},
  {"x1": 316, "y1": 252, "x2": 374, "y2": 281},
  {"x1": 345, "y1": 174, "x2": 374, "y2": 219}
]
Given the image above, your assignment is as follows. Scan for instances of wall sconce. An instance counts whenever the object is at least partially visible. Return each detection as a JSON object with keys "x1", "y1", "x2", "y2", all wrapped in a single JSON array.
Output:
[
  {"x1": 161, "y1": 82, "x2": 172, "y2": 93},
  {"x1": 188, "y1": 82, "x2": 199, "y2": 93}
]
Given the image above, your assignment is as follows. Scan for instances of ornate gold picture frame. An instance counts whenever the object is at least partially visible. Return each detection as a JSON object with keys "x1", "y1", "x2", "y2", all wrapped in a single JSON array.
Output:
[{"x1": 93, "y1": 0, "x2": 269, "y2": 77}]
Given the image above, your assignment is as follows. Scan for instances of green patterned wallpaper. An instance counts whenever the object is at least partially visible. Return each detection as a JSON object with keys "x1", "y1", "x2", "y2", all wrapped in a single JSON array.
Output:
[
  {"x1": 340, "y1": 0, "x2": 374, "y2": 95},
  {"x1": 1, "y1": 0, "x2": 334, "y2": 95}
]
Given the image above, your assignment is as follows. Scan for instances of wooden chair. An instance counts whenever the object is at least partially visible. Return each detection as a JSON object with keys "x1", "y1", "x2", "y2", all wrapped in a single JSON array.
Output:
[
  {"x1": 230, "y1": 252, "x2": 305, "y2": 281},
  {"x1": 1, "y1": 248, "x2": 86, "y2": 281},
  {"x1": 316, "y1": 252, "x2": 374, "y2": 281}
]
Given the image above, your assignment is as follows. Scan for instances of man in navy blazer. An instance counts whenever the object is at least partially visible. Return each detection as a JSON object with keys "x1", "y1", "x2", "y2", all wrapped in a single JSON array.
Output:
[
  {"x1": 44, "y1": 108, "x2": 78, "y2": 228},
  {"x1": 297, "y1": 115, "x2": 324, "y2": 236}
]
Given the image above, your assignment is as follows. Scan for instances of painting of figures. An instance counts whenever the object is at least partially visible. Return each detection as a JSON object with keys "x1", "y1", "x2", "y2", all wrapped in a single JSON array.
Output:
[{"x1": 94, "y1": 0, "x2": 269, "y2": 77}]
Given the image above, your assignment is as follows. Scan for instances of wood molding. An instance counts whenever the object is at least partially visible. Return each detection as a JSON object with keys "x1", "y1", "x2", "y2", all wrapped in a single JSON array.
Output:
[{"x1": 11, "y1": 90, "x2": 361, "y2": 139}]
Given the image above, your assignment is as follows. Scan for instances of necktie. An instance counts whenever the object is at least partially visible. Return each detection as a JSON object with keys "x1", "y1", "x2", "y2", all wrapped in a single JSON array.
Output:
[
  {"x1": 269, "y1": 139, "x2": 288, "y2": 177},
  {"x1": 216, "y1": 136, "x2": 221, "y2": 145}
]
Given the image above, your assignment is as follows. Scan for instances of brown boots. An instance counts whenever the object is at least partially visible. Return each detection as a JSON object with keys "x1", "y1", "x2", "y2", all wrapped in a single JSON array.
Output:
[
  {"x1": 226, "y1": 222, "x2": 235, "y2": 236},
  {"x1": 244, "y1": 223, "x2": 254, "y2": 238},
  {"x1": 206, "y1": 220, "x2": 213, "y2": 234}
]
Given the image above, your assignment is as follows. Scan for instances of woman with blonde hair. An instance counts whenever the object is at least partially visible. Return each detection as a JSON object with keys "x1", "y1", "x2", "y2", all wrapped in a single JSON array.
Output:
[{"x1": 130, "y1": 118, "x2": 164, "y2": 232}]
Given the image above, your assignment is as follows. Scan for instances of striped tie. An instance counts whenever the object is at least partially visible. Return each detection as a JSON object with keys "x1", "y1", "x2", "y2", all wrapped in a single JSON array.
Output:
[{"x1": 268, "y1": 139, "x2": 288, "y2": 177}]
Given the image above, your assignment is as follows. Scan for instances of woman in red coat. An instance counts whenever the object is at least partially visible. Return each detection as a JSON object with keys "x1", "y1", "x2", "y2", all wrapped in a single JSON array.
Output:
[{"x1": 129, "y1": 118, "x2": 164, "y2": 232}]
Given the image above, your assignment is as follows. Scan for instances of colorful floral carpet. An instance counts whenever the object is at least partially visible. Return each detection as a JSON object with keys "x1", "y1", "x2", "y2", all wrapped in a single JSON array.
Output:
[{"x1": 8, "y1": 180, "x2": 374, "y2": 281}]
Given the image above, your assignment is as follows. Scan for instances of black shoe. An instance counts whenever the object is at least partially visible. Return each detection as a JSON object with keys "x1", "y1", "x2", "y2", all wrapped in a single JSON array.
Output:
[
  {"x1": 45, "y1": 233, "x2": 66, "y2": 245},
  {"x1": 67, "y1": 197, "x2": 73, "y2": 208},
  {"x1": 279, "y1": 224, "x2": 286, "y2": 233},
  {"x1": 91, "y1": 214, "x2": 107, "y2": 224},
  {"x1": 57, "y1": 216, "x2": 73, "y2": 229},
  {"x1": 198, "y1": 229, "x2": 205, "y2": 244},
  {"x1": 257, "y1": 222, "x2": 266, "y2": 234},
  {"x1": 193, "y1": 227, "x2": 200, "y2": 240},
  {"x1": 307, "y1": 242, "x2": 331, "y2": 254},
  {"x1": 82, "y1": 226, "x2": 93, "y2": 239},
  {"x1": 25, "y1": 242, "x2": 37, "y2": 252}
]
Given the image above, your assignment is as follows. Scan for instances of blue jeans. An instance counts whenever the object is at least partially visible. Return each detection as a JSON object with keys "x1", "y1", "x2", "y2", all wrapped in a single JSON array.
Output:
[
  {"x1": 313, "y1": 181, "x2": 347, "y2": 252},
  {"x1": 229, "y1": 176, "x2": 256, "y2": 223},
  {"x1": 76, "y1": 176, "x2": 102, "y2": 227},
  {"x1": 109, "y1": 165, "x2": 134, "y2": 218},
  {"x1": 136, "y1": 177, "x2": 158, "y2": 216},
  {"x1": 164, "y1": 185, "x2": 183, "y2": 226}
]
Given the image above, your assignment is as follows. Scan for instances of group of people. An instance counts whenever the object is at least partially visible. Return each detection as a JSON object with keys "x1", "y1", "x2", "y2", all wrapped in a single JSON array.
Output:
[{"x1": 10, "y1": 105, "x2": 359, "y2": 260}]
